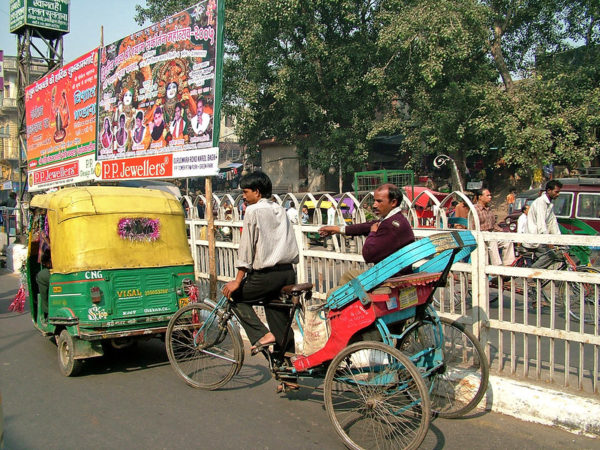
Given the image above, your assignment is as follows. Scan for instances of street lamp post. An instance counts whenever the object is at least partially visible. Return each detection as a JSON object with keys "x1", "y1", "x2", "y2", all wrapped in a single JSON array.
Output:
[{"x1": 433, "y1": 154, "x2": 464, "y2": 192}]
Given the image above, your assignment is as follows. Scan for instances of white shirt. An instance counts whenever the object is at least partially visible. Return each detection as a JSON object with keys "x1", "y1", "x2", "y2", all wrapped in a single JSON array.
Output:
[
  {"x1": 236, "y1": 199, "x2": 299, "y2": 271},
  {"x1": 517, "y1": 213, "x2": 528, "y2": 233},
  {"x1": 327, "y1": 206, "x2": 336, "y2": 225},
  {"x1": 527, "y1": 193, "x2": 560, "y2": 235},
  {"x1": 286, "y1": 207, "x2": 298, "y2": 224}
]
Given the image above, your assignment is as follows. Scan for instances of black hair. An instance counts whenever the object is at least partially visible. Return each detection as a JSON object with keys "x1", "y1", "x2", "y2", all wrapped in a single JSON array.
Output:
[
  {"x1": 135, "y1": 111, "x2": 143, "y2": 121},
  {"x1": 545, "y1": 179, "x2": 563, "y2": 191},
  {"x1": 239, "y1": 171, "x2": 272, "y2": 198},
  {"x1": 41, "y1": 249, "x2": 52, "y2": 268},
  {"x1": 9, "y1": 192, "x2": 16, "y2": 199},
  {"x1": 473, "y1": 187, "x2": 490, "y2": 202},
  {"x1": 521, "y1": 205, "x2": 529, "y2": 213},
  {"x1": 376, "y1": 183, "x2": 403, "y2": 206},
  {"x1": 175, "y1": 102, "x2": 183, "y2": 111}
]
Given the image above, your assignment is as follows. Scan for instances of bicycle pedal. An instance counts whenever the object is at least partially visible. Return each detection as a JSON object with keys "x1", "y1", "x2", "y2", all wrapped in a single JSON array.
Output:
[{"x1": 276, "y1": 381, "x2": 300, "y2": 393}]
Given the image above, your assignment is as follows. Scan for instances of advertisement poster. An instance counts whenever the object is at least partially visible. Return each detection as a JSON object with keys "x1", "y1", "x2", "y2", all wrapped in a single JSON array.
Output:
[
  {"x1": 25, "y1": 49, "x2": 98, "y2": 192},
  {"x1": 95, "y1": 0, "x2": 222, "y2": 181}
]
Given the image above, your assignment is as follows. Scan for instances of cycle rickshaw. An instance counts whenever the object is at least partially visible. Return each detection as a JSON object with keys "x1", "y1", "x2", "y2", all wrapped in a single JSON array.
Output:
[{"x1": 166, "y1": 230, "x2": 488, "y2": 449}]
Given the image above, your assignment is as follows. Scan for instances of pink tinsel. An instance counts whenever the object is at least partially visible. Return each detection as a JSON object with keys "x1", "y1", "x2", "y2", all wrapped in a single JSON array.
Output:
[
  {"x1": 8, "y1": 284, "x2": 27, "y2": 313},
  {"x1": 117, "y1": 217, "x2": 160, "y2": 242},
  {"x1": 188, "y1": 284, "x2": 199, "y2": 303}
]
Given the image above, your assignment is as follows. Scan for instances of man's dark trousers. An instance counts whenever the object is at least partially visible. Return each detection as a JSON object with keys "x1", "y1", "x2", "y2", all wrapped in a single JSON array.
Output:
[{"x1": 231, "y1": 265, "x2": 296, "y2": 352}]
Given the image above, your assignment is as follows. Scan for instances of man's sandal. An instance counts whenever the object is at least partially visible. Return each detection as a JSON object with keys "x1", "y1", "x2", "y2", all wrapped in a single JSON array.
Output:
[{"x1": 250, "y1": 341, "x2": 276, "y2": 356}]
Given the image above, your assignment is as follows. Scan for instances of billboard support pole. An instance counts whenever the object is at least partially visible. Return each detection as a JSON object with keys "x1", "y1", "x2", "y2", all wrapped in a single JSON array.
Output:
[
  {"x1": 16, "y1": 28, "x2": 63, "y2": 237},
  {"x1": 205, "y1": 177, "x2": 217, "y2": 299}
]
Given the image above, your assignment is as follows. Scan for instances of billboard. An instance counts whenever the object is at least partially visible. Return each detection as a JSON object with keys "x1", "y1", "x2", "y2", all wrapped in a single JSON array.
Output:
[
  {"x1": 25, "y1": 49, "x2": 98, "y2": 191},
  {"x1": 9, "y1": 0, "x2": 70, "y2": 34},
  {"x1": 95, "y1": 0, "x2": 223, "y2": 181}
]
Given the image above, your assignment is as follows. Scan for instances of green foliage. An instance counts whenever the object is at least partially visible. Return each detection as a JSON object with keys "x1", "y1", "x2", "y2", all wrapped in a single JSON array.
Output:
[{"x1": 135, "y1": 0, "x2": 600, "y2": 184}]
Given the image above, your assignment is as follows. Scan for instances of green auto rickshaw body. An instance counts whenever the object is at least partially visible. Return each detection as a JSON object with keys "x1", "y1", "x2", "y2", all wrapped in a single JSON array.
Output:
[{"x1": 26, "y1": 186, "x2": 195, "y2": 373}]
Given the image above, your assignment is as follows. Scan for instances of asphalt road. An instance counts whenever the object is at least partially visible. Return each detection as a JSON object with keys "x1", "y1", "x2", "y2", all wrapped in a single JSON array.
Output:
[{"x1": 0, "y1": 269, "x2": 598, "y2": 450}]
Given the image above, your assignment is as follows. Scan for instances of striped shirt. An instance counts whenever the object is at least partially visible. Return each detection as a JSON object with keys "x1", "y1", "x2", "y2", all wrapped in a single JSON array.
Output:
[
  {"x1": 474, "y1": 203, "x2": 498, "y2": 232},
  {"x1": 236, "y1": 199, "x2": 299, "y2": 271}
]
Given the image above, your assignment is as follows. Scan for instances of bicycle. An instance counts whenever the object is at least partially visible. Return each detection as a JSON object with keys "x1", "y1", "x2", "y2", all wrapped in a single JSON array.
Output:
[
  {"x1": 513, "y1": 246, "x2": 599, "y2": 323},
  {"x1": 166, "y1": 231, "x2": 488, "y2": 449}
]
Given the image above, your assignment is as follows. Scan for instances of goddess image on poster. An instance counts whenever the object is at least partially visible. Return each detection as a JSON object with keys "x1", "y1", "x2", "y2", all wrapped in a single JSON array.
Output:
[{"x1": 52, "y1": 87, "x2": 70, "y2": 142}]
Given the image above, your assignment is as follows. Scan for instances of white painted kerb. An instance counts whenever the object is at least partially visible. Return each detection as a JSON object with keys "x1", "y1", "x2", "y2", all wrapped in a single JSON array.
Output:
[{"x1": 485, "y1": 375, "x2": 600, "y2": 437}]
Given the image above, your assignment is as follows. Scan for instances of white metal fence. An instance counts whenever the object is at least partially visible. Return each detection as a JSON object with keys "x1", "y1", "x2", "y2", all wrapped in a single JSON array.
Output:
[{"x1": 181, "y1": 190, "x2": 600, "y2": 396}]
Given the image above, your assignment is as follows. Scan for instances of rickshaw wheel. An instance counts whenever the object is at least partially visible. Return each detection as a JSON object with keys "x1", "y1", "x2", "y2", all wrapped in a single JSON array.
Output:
[
  {"x1": 57, "y1": 330, "x2": 83, "y2": 377},
  {"x1": 323, "y1": 341, "x2": 430, "y2": 450},
  {"x1": 399, "y1": 316, "x2": 489, "y2": 418},
  {"x1": 166, "y1": 303, "x2": 243, "y2": 390}
]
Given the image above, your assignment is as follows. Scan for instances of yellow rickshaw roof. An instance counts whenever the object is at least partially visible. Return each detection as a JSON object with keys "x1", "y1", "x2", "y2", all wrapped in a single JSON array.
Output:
[
  {"x1": 30, "y1": 186, "x2": 192, "y2": 274},
  {"x1": 31, "y1": 186, "x2": 184, "y2": 223}
]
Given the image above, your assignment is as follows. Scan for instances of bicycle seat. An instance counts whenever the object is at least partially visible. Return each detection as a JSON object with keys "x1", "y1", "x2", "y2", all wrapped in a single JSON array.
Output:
[{"x1": 281, "y1": 283, "x2": 313, "y2": 295}]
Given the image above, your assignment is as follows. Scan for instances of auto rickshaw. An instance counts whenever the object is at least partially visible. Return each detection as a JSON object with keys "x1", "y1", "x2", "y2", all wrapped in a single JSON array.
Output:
[{"x1": 26, "y1": 186, "x2": 195, "y2": 376}]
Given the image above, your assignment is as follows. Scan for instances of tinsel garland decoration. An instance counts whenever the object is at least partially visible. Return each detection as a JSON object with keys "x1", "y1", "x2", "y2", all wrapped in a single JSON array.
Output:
[{"x1": 118, "y1": 217, "x2": 160, "y2": 242}]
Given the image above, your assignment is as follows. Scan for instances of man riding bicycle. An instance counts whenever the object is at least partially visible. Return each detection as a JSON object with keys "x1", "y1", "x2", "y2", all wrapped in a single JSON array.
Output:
[{"x1": 222, "y1": 171, "x2": 299, "y2": 355}]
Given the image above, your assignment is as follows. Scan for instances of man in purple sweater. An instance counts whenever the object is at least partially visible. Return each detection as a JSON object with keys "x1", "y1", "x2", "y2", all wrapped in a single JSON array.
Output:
[{"x1": 319, "y1": 183, "x2": 415, "y2": 274}]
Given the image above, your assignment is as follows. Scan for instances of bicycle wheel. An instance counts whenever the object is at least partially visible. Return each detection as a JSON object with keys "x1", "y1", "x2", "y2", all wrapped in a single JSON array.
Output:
[
  {"x1": 567, "y1": 266, "x2": 599, "y2": 324},
  {"x1": 323, "y1": 341, "x2": 430, "y2": 450},
  {"x1": 166, "y1": 303, "x2": 244, "y2": 390},
  {"x1": 399, "y1": 316, "x2": 489, "y2": 418}
]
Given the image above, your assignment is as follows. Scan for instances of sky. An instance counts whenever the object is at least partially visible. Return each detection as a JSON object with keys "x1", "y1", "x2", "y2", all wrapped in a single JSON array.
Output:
[{"x1": 0, "y1": 1, "x2": 146, "y2": 62}]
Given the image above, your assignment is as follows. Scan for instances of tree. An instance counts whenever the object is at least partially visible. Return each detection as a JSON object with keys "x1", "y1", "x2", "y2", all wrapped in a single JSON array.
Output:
[
  {"x1": 370, "y1": 0, "x2": 600, "y2": 187},
  {"x1": 137, "y1": 0, "x2": 386, "y2": 175},
  {"x1": 136, "y1": 0, "x2": 600, "y2": 187}
]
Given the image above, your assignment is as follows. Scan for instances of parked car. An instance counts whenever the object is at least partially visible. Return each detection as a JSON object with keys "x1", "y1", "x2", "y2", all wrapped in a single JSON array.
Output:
[{"x1": 502, "y1": 177, "x2": 600, "y2": 232}]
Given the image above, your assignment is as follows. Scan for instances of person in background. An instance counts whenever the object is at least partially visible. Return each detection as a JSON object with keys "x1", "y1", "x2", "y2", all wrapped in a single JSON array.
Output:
[
  {"x1": 506, "y1": 189, "x2": 516, "y2": 214},
  {"x1": 474, "y1": 188, "x2": 515, "y2": 266},
  {"x1": 526, "y1": 180, "x2": 563, "y2": 269},
  {"x1": 517, "y1": 205, "x2": 529, "y2": 234},
  {"x1": 527, "y1": 180, "x2": 562, "y2": 238},
  {"x1": 36, "y1": 249, "x2": 52, "y2": 322},
  {"x1": 301, "y1": 206, "x2": 310, "y2": 224},
  {"x1": 286, "y1": 204, "x2": 299, "y2": 224},
  {"x1": 327, "y1": 205, "x2": 336, "y2": 225},
  {"x1": 453, "y1": 198, "x2": 470, "y2": 229},
  {"x1": 197, "y1": 196, "x2": 205, "y2": 219}
]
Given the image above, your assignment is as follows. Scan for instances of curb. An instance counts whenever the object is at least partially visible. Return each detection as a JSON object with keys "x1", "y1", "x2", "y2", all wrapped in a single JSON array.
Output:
[{"x1": 484, "y1": 375, "x2": 600, "y2": 437}]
